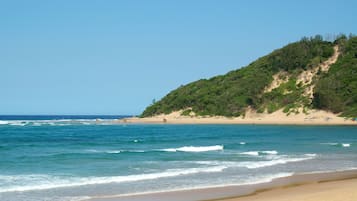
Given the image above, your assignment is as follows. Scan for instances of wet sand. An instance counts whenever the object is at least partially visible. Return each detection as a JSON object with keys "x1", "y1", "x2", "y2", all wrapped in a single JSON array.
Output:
[
  {"x1": 213, "y1": 176, "x2": 357, "y2": 201},
  {"x1": 86, "y1": 169, "x2": 357, "y2": 201}
]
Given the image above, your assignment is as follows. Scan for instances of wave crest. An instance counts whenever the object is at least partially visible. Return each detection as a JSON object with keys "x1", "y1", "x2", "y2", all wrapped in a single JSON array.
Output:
[
  {"x1": 239, "y1": 157, "x2": 312, "y2": 169},
  {"x1": 0, "y1": 166, "x2": 225, "y2": 193},
  {"x1": 196, "y1": 154, "x2": 316, "y2": 169},
  {"x1": 161, "y1": 145, "x2": 224, "y2": 152},
  {"x1": 240, "y1": 150, "x2": 278, "y2": 156},
  {"x1": 322, "y1": 142, "x2": 351, "y2": 148},
  {"x1": 0, "y1": 120, "x2": 9, "y2": 125}
]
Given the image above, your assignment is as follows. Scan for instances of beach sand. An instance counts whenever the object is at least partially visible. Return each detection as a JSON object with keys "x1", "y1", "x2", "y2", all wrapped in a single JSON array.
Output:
[
  {"x1": 214, "y1": 177, "x2": 357, "y2": 201},
  {"x1": 104, "y1": 108, "x2": 357, "y2": 201},
  {"x1": 87, "y1": 170, "x2": 357, "y2": 201},
  {"x1": 120, "y1": 109, "x2": 356, "y2": 125},
  {"x1": 121, "y1": 46, "x2": 353, "y2": 126}
]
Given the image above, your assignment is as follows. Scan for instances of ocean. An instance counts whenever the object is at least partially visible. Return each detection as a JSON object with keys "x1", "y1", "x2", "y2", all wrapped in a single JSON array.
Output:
[{"x1": 0, "y1": 116, "x2": 356, "y2": 201}]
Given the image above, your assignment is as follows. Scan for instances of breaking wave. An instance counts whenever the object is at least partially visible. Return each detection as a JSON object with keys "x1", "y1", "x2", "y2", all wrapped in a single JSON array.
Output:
[
  {"x1": 240, "y1": 150, "x2": 278, "y2": 156},
  {"x1": 321, "y1": 142, "x2": 351, "y2": 148},
  {"x1": 160, "y1": 145, "x2": 224, "y2": 152},
  {"x1": 0, "y1": 166, "x2": 226, "y2": 193},
  {"x1": 0, "y1": 120, "x2": 9, "y2": 125},
  {"x1": 0, "y1": 119, "x2": 122, "y2": 126},
  {"x1": 195, "y1": 154, "x2": 316, "y2": 169}
]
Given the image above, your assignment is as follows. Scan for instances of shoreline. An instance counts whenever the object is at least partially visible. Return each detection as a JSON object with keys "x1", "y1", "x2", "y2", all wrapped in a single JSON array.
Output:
[
  {"x1": 86, "y1": 169, "x2": 357, "y2": 201},
  {"x1": 120, "y1": 117, "x2": 357, "y2": 126},
  {"x1": 212, "y1": 172, "x2": 357, "y2": 201},
  {"x1": 119, "y1": 109, "x2": 357, "y2": 126}
]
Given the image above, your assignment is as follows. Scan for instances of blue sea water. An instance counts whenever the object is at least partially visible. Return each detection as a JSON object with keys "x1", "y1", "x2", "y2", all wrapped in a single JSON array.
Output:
[{"x1": 0, "y1": 116, "x2": 356, "y2": 201}]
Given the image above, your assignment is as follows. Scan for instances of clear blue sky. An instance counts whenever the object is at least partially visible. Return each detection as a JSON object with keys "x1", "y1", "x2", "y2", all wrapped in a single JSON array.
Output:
[{"x1": 1, "y1": 0, "x2": 357, "y2": 115}]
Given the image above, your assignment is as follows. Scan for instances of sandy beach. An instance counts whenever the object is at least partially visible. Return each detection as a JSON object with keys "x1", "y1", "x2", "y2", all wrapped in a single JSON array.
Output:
[
  {"x1": 108, "y1": 109, "x2": 357, "y2": 201},
  {"x1": 121, "y1": 109, "x2": 356, "y2": 125},
  {"x1": 86, "y1": 170, "x2": 357, "y2": 201},
  {"x1": 214, "y1": 177, "x2": 357, "y2": 201}
]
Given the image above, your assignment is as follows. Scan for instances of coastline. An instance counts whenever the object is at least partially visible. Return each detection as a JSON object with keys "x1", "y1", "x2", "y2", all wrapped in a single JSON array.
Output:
[
  {"x1": 212, "y1": 173, "x2": 357, "y2": 201},
  {"x1": 120, "y1": 109, "x2": 356, "y2": 125},
  {"x1": 85, "y1": 169, "x2": 357, "y2": 201}
]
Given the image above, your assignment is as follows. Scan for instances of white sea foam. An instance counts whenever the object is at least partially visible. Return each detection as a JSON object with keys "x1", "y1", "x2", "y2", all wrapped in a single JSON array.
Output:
[
  {"x1": 342, "y1": 143, "x2": 351, "y2": 147},
  {"x1": 0, "y1": 166, "x2": 226, "y2": 193},
  {"x1": 0, "y1": 120, "x2": 28, "y2": 126},
  {"x1": 161, "y1": 145, "x2": 224, "y2": 152},
  {"x1": 129, "y1": 150, "x2": 146, "y2": 153},
  {"x1": 32, "y1": 122, "x2": 42, "y2": 126},
  {"x1": 0, "y1": 119, "x2": 121, "y2": 127},
  {"x1": 321, "y1": 142, "x2": 339, "y2": 146},
  {"x1": 87, "y1": 149, "x2": 122, "y2": 154},
  {"x1": 239, "y1": 142, "x2": 246, "y2": 145},
  {"x1": 239, "y1": 157, "x2": 312, "y2": 169},
  {"x1": 90, "y1": 146, "x2": 223, "y2": 154},
  {"x1": 86, "y1": 149, "x2": 100, "y2": 153},
  {"x1": 105, "y1": 150, "x2": 122, "y2": 154},
  {"x1": 0, "y1": 120, "x2": 9, "y2": 125},
  {"x1": 304, "y1": 153, "x2": 317, "y2": 157},
  {"x1": 322, "y1": 142, "x2": 351, "y2": 147},
  {"x1": 240, "y1": 151, "x2": 259, "y2": 156},
  {"x1": 196, "y1": 154, "x2": 315, "y2": 169},
  {"x1": 9, "y1": 122, "x2": 27, "y2": 126},
  {"x1": 262, "y1": 150, "x2": 278, "y2": 155},
  {"x1": 240, "y1": 150, "x2": 278, "y2": 156}
]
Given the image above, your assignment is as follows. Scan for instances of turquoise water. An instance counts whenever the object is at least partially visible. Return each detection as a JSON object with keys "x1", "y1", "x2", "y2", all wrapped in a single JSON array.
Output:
[{"x1": 0, "y1": 117, "x2": 357, "y2": 201}]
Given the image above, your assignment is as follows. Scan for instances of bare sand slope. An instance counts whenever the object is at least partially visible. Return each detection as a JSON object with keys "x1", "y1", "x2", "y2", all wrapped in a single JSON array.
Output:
[{"x1": 123, "y1": 46, "x2": 357, "y2": 126}]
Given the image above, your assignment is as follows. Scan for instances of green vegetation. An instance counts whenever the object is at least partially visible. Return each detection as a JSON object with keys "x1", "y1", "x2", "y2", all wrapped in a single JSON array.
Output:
[
  {"x1": 141, "y1": 35, "x2": 357, "y2": 118},
  {"x1": 313, "y1": 36, "x2": 357, "y2": 117},
  {"x1": 260, "y1": 77, "x2": 310, "y2": 115}
]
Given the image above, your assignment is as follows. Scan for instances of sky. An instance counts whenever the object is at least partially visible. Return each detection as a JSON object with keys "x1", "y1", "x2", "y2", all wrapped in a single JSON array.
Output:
[{"x1": 1, "y1": 0, "x2": 357, "y2": 115}]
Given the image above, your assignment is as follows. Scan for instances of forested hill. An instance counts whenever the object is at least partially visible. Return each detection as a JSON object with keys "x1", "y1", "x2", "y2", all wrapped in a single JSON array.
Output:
[{"x1": 141, "y1": 35, "x2": 357, "y2": 118}]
